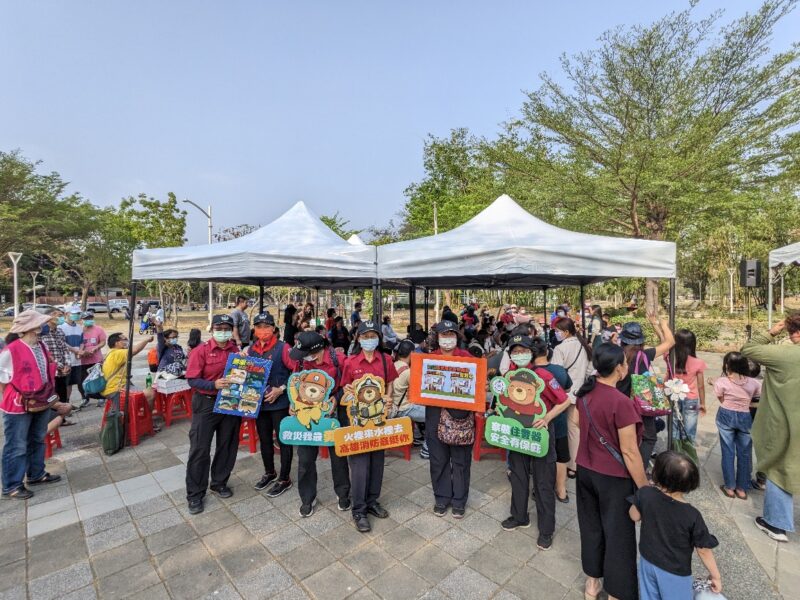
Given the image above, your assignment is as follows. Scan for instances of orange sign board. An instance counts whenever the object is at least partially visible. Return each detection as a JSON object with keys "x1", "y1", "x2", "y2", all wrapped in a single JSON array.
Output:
[
  {"x1": 408, "y1": 353, "x2": 487, "y2": 412},
  {"x1": 333, "y1": 417, "x2": 414, "y2": 456}
]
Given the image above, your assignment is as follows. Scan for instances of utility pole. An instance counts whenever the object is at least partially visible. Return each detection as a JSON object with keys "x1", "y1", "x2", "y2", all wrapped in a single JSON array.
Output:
[
  {"x1": 8, "y1": 253, "x2": 22, "y2": 317},
  {"x1": 183, "y1": 201, "x2": 214, "y2": 329},
  {"x1": 433, "y1": 200, "x2": 439, "y2": 321},
  {"x1": 30, "y1": 271, "x2": 39, "y2": 305}
]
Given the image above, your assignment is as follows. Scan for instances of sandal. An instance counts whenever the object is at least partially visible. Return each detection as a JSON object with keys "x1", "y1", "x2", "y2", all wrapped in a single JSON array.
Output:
[
  {"x1": 557, "y1": 493, "x2": 570, "y2": 504},
  {"x1": 567, "y1": 469, "x2": 577, "y2": 479},
  {"x1": 735, "y1": 489, "x2": 748, "y2": 500},
  {"x1": 27, "y1": 473, "x2": 62, "y2": 485},
  {"x1": 720, "y1": 485, "x2": 735, "y2": 498}
]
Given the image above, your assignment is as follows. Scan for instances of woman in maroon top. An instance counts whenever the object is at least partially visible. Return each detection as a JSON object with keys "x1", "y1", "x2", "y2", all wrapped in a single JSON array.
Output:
[{"x1": 575, "y1": 343, "x2": 648, "y2": 600}]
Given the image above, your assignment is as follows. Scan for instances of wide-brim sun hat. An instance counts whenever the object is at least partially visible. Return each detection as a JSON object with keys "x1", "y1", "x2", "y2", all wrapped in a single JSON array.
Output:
[{"x1": 10, "y1": 309, "x2": 51, "y2": 334}]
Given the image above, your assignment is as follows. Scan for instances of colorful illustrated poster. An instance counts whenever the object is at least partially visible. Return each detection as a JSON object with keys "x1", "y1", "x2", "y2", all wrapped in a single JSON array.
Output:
[
  {"x1": 485, "y1": 368, "x2": 549, "y2": 457},
  {"x1": 408, "y1": 353, "x2": 486, "y2": 412},
  {"x1": 335, "y1": 373, "x2": 413, "y2": 456},
  {"x1": 279, "y1": 369, "x2": 340, "y2": 446},
  {"x1": 213, "y1": 355, "x2": 272, "y2": 418}
]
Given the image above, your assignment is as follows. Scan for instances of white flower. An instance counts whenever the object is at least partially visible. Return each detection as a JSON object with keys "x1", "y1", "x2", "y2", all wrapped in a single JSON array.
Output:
[{"x1": 664, "y1": 379, "x2": 690, "y2": 401}]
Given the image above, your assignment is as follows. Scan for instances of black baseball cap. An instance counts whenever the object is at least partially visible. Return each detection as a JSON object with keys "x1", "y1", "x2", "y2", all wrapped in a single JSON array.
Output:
[
  {"x1": 433, "y1": 320, "x2": 458, "y2": 334},
  {"x1": 289, "y1": 332, "x2": 326, "y2": 360},
  {"x1": 507, "y1": 334, "x2": 534, "y2": 350},
  {"x1": 357, "y1": 320, "x2": 380, "y2": 335},
  {"x1": 620, "y1": 322, "x2": 645, "y2": 345},
  {"x1": 211, "y1": 314, "x2": 234, "y2": 328},
  {"x1": 253, "y1": 312, "x2": 275, "y2": 326}
]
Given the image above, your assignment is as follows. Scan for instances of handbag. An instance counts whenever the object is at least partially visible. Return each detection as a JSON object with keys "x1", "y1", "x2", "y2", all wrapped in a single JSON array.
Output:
[
  {"x1": 99, "y1": 391, "x2": 125, "y2": 456},
  {"x1": 630, "y1": 351, "x2": 671, "y2": 416},
  {"x1": 437, "y1": 409, "x2": 475, "y2": 446},
  {"x1": 84, "y1": 358, "x2": 126, "y2": 396}
]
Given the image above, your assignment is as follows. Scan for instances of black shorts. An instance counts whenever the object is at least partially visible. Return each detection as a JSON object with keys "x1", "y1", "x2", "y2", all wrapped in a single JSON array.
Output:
[
  {"x1": 67, "y1": 367, "x2": 82, "y2": 386},
  {"x1": 555, "y1": 436, "x2": 570, "y2": 464}
]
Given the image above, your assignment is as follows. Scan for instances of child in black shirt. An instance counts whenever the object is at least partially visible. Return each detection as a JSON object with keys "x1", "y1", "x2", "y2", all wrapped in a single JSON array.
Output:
[{"x1": 629, "y1": 451, "x2": 722, "y2": 599}]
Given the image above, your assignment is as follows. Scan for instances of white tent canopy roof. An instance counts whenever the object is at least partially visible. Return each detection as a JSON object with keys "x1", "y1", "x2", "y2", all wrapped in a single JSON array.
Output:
[
  {"x1": 132, "y1": 201, "x2": 377, "y2": 288},
  {"x1": 769, "y1": 241, "x2": 800, "y2": 268},
  {"x1": 347, "y1": 234, "x2": 367, "y2": 246},
  {"x1": 376, "y1": 195, "x2": 676, "y2": 288}
]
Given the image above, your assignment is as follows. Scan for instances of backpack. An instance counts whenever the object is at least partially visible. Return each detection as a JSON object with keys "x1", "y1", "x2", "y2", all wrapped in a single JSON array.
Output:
[{"x1": 147, "y1": 347, "x2": 159, "y2": 373}]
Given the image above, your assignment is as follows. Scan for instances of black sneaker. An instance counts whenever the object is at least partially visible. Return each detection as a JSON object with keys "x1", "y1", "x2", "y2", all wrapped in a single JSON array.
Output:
[
  {"x1": 433, "y1": 504, "x2": 448, "y2": 517},
  {"x1": 188, "y1": 498, "x2": 204, "y2": 515},
  {"x1": 353, "y1": 514, "x2": 371, "y2": 533},
  {"x1": 367, "y1": 503, "x2": 389, "y2": 519},
  {"x1": 210, "y1": 485, "x2": 233, "y2": 499},
  {"x1": 452, "y1": 507, "x2": 465, "y2": 519},
  {"x1": 299, "y1": 498, "x2": 317, "y2": 518},
  {"x1": 501, "y1": 517, "x2": 531, "y2": 531},
  {"x1": 755, "y1": 517, "x2": 788, "y2": 542},
  {"x1": 254, "y1": 472, "x2": 277, "y2": 491},
  {"x1": 27, "y1": 473, "x2": 61, "y2": 485},
  {"x1": 419, "y1": 444, "x2": 430, "y2": 460},
  {"x1": 537, "y1": 533, "x2": 553, "y2": 550},
  {"x1": 265, "y1": 480, "x2": 293, "y2": 498},
  {"x1": 751, "y1": 479, "x2": 766, "y2": 491},
  {"x1": 337, "y1": 497, "x2": 352, "y2": 511},
  {"x1": 1, "y1": 486, "x2": 34, "y2": 500}
]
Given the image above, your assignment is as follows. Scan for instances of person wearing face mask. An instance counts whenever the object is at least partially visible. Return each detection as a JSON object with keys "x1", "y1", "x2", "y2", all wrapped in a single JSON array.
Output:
[
  {"x1": 574, "y1": 343, "x2": 648, "y2": 600},
  {"x1": 1, "y1": 310, "x2": 72, "y2": 499},
  {"x1": 426, "y1": 320, "x2": 475, "y2": 519},
  {"x1": 341, "y1": 321, "x2": 399, "y2": 532},
  {"x1": 39, "y1": 309, "x2": 73, "y2": 405},
  {"x1": 246, "y1": 312, "x2": 297, "y2": 497},
  {"x1": 79, "y1": 312, "x2": 107, "y2": 407},
  {"x1": 185, "y1": 314, "x2": 241, "y2": 514},
  {"x1": 60, "y1": 307, "x2": 85, "y2": 406},
  {"x1": 100, "y1": 332, "x2": 155, "y2": 408},
  {"x1": 501, "y1": 336, "x2": 569, "y2": 551},
  {"x1": 155, "y1": 324, "x2": 187, "y2": 376},
  {"x1": 551, "y1": 318, "x2": 594, "y2": 480},
  {"x1": 290, "y1": 332, "x2": 351, "y2": 517}
]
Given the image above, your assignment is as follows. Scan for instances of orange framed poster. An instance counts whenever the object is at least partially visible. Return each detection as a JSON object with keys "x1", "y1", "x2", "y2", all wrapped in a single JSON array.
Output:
[{"x1": 408, "y1": 353, "x2": 487, "y2": 412}]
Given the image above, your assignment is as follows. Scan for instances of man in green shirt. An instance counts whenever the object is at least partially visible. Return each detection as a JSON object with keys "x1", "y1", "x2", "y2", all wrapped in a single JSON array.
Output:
[{"x1": 741, "y1": 316, "x2": 800, "y2": 542}]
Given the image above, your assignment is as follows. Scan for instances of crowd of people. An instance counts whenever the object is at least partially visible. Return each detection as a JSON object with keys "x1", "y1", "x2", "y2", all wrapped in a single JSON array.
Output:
[{"x1": 1, "y1": 299, "x2": 798, "y2": 600}]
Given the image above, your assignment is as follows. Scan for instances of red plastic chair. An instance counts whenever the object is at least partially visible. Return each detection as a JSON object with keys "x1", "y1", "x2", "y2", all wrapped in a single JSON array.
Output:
[
  {"x1": 386, "y1": 444, "x2": 412, "y2": 461},
  {"x1": 472, "y1": 413, "x2": 507, "y2": 462},
  {"x1": 319, "y1": 446, "x2": 330, "y2": 459},
  {"x1": 239, "y1": 418, "x2": 259, "y2": 453},
  {"x1": 101, "y1": 391, "x2": 154, "y2": 446},
  {"x1": 161, "y1": 389, "x2": 192, "y2": 427},
  {"x1": 44, "y1": 429, "x2": 62, "y2": 459}
]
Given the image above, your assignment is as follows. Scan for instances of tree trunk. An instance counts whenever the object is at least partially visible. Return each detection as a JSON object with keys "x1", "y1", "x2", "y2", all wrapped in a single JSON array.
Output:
[
  {"x1": 106, "y1": 287, "x2": 114, "y2": 319},
  {"x1": 80, "y1": 283, "x2": 90, "y2": 310},
  {"x1": 645, "y1": 278, "x2": 660, "y2": 315}
]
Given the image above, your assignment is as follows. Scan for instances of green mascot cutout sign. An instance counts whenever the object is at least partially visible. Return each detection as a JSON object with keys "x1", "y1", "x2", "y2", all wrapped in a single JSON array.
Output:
[
  {"x1": 485, "y1": 368, "x2": 550, "y2": 458},
  {"x1": 279, "y1": 369, "x2": 340, "y2": 446}
]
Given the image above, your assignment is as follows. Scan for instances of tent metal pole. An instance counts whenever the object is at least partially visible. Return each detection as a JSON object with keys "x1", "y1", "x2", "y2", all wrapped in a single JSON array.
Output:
[
  {"x1": 579, "y1": 284, "x2": 586, "y2": 335},
  {"x1": 543, "y1": 288, "x2": 548, "y2": 328},
  {"x1": 372, "y1": 281, "x2": 382, "y2": 324},
  {"x1": 768, "y1": 267, "x2": 774, "y2": 328},
  {"x1": 409, "y1": 286, "x2": 417, "y2": 333},
  {"x1": 315, "y1": 287, "x2": 320, "y2": 327},
  {"x1": 424, "y1": 288, "x2": 430, "y2": 331},
  {"x1": 667, "y1": 278, "x2": 677, "y2": 449},
  {"x1": 259, "y1": 281, "x2": 264, "y2": 313},
  {"x1": 124, "y1": 281, "x2": 137, "y2": 413}
]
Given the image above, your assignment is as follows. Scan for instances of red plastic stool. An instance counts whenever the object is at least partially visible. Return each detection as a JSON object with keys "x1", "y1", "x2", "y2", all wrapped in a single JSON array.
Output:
[
  {"x1": 153, "y1": 391, "x2": 167, "y2": 417},
  {"x1": 240, "y1": 418, "x2": 259, "y2": 453},
  {"x1": 102, "y1": 391, "x2": 155, "y2": 446},
  {"x1": 44, "y1": 429, "x2": 62, "y2": 459},
  {"x1": 386, "y1": 444, "x2": 412, "y2": 461},
  {"x1": 319, "y1": 446, "x2": 330, "y2": 459},
  {"x1": 473, "y1": 413, "x2": 507, "y2": 462},
  {"x1": 162, "y1": 390, "x2": 192, "y2": 427}
]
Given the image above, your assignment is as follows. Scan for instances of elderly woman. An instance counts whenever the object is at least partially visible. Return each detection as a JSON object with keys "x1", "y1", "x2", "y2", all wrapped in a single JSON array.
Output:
[
  {"x1": 742, "y1": 316, "x2": 800, "y2": 543},
  {"x1": 1, "y1": 310, "x2": 71, "y2": 499}
]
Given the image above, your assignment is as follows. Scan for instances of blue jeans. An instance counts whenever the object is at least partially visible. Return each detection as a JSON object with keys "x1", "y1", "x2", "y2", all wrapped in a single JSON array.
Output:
[
  {"x1": 638, "y1": 556, "x2": 692, "y2": 600},
  {"x1": 2, "y1": 410, "x2": 49, "y2": 493},
  {"x1": 673, "y1": 398, "x2": 700, "y2": 442},
  {"x1": 764, "y1": 479, "x2": 795, "y2": 532},
  {"x1": 396, "y1": 403, "x2": 425, "y2": 423},
  {"x1": 716, "y1": 407, "x2": 752, "y2": 491}
]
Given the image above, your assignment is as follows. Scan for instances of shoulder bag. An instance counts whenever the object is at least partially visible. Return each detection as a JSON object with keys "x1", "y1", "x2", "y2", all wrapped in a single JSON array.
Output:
[
  {"x1": 581, "y1": 395, "x2": 625, "y2": 468},
  {"x1": 437, "y1": 408, "x2": 475, "y2": 446},
  {"x1": 84, "y1": 356, "x2": 127, "y2": 397}
]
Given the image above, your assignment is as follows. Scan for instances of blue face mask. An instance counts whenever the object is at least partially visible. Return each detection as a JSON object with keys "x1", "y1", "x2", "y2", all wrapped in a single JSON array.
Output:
[
  {"x1": 83, "y1": 320, "x2": 95, "y2": 327},
  {"x1": 56, "y1": 317, "x2": 65, "y2": 326},
  {"x1": 360, "y1": 338, "x2": 379, "y2": 352},
  {"x1": 168, "y1": 338, "x2": 179, "y2": 346},
  {"x1": 41, "y1": 324, "x2": 50, "y2": 335}
]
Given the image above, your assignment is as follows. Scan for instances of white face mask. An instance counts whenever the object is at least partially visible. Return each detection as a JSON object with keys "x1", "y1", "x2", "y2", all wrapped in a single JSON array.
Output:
[
  {"x1": 555, "y1": 330, "x2": 566, "y2": 342},
  {"x1": 360, "y1": 338, "x2": 379, "y2": 352},
  {"x1": 510, "y1": 352, "x2": 532, "y2": 367},
  {"x1": 213, "y1": 330, "x2": 233, "y2": 343},
  {"x1": 439, "y1": 337, "x2": 457, "y2": 351}
]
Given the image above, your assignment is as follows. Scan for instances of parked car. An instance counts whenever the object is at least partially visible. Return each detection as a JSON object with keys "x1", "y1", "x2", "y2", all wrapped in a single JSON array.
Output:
[
  {"x1": 86, "y1": 302, "x2": 109, "y2": 313},
  {"x1": 1, "y1": 306, "x2": 16, "y2": 317},
  {"x1": 33, "y1": 304, "x2": 58, "y2": 314},
  {"x1": 108, "y1": 299, "x2": 129, "y2": 313}
]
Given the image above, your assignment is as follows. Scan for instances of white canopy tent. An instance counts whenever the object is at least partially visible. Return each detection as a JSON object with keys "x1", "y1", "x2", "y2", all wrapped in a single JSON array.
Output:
[
  {"x1": 131, "y1": 201, "x2": 377, "y2": 289},
  {"x1": 767, "y1": 241, "x2": 800, "y2": 326},
  {"x1": 347, "y1": 234, "x2": 367, "y2": 246},
  {"x1": 376, "y1": 194, "x2": 676, "y2": 288}
]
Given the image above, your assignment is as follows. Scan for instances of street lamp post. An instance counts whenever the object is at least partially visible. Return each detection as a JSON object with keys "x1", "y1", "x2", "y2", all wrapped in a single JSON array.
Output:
[
  {"x1": 30, "y1": 271, "x2": 39, "y2": 305},
  {"x1": 7, "y1": 253, "x2": 22, "y2": 317},
  {"x1": 183, "y1": 200, "x2": 213, "y2": 329}
]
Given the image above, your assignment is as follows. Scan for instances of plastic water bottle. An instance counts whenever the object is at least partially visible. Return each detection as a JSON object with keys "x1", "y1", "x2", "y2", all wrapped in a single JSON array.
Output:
[{"x1": 145, "y1": 373, "x2": 153, "y2": 389}]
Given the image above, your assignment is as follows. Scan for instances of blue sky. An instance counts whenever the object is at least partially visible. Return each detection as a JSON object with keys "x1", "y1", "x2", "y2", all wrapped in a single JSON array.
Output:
[{"x1": 2, "y1": 1, "x2": 797, "y2": 244}]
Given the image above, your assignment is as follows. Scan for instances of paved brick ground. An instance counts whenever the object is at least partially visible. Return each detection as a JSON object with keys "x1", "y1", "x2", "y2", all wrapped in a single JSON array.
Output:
[{"x1": 0, "y1": 350, "x2": 796, "y2": 599}]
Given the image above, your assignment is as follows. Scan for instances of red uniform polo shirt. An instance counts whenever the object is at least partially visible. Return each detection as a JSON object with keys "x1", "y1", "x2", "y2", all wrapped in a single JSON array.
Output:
[
  {"x1": 505, "y1": 363, "x2": 568, "y2": 411},
  {"x1": 431, "y1": 348, "x2": 472, "y2": 358},
  {"x1": 301, "y1": 348, "x2": 342, "y2": 393},
  {"x1": 185, "y1": 338, "x2": 239, "y2": 396},
  {"x1": 340, "y1": 350, "x2": 399, "y2": 388}
]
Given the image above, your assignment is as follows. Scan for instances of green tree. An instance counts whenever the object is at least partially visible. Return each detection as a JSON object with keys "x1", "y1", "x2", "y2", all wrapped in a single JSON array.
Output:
[{"x1": 321, "y1": 212, "x2": 361, "y2": 240}]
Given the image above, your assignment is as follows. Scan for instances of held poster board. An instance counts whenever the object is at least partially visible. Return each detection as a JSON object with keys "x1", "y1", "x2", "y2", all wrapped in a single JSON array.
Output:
[
  {"x1": 484, "y1": 368, "x2": 550, "y2": 457},
  {"x1": 279, "y1": 369, "x2": 340, "y2": 446},
  {"x1": 335, "y1": 373, "x2": 414, "y2": 456},
  {"x1": 408, "y1": 353, "x2": 486, "y2": 412},
  {"x1": 213, "y1": 354, "x2": 273, "y2": 418}
]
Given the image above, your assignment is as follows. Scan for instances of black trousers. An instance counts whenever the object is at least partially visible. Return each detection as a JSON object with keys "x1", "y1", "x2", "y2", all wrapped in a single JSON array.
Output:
[
  {"x1": 349, "y1": 450, "x2": 384, "y2": 516},
  {"x1": 54, "y1": 375, "x2": 68, "y2": 404},
  {"x1": 639, "y1": 416, "x2": 657, "y2": 467},
  {"x1": 256, "y1": 407, "x2": 293, "y2": 481},
  {"x1": 509, "y1": 450, "x2": 556, "y2": 534},
  {"x1": 425, "y1": 407, "x2": 473, "y2": 509},
  {"x1": 185, "y1": 392, "x2": 242, "y2": 502},
  {"x1": 576, "y1": 466, "x2": 638, "y2": 600},
  {"x1": 297, "y1": 405, "x2": 350, "y2": 505}
]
